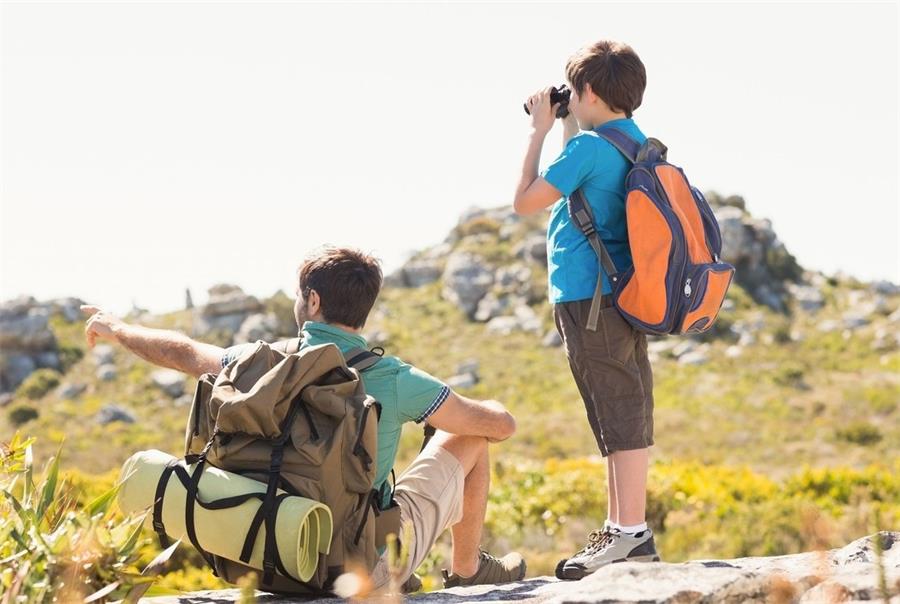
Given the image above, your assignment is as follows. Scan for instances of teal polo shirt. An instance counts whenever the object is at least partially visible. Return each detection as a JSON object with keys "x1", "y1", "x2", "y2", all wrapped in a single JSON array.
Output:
[
  {"x1": 222, "y1": 321, "x2": 449, "y2": 508},
  {"x1": 541, "y1": 118, "x2": 646, "y2": 303}
]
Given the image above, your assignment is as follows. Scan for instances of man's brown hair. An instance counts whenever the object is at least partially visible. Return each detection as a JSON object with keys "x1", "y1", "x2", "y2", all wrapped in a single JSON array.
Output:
[
  {"x1": 566, "y1": 40, "x2": 646, "y2": 118},
  {"x1": 298, "y1": 247, "x2": 383, "y2": 329}
]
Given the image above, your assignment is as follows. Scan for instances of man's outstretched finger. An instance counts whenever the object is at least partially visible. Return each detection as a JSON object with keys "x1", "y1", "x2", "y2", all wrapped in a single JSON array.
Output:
[{"x1": 81, "y1": 304, "x2": 100, "y2": 316}]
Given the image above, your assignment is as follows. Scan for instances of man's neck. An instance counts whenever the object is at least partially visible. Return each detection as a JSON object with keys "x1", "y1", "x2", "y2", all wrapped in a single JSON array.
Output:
[{"x1": 310, "y1": 318, "x2": 362, "y2": 335}]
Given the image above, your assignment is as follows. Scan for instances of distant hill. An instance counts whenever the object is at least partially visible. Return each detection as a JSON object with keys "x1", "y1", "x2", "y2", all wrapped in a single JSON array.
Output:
[{"x1": 1, "y1": 192, "x2": 898, "y2": 588}]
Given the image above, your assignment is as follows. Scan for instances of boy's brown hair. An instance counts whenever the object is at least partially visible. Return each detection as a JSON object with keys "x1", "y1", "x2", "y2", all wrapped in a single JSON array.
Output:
[
  {"x1": 298, "y1": 247, "x2": 383, "y2": 328},
  {"x1": 566, "y1": 40, "x2": 646, "y2": 118}
]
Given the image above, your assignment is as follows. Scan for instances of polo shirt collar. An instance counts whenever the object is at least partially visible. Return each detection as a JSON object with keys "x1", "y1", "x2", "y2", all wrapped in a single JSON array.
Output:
[{"x1": 300, "y1": 321, "x2": 368, "y2": 349}]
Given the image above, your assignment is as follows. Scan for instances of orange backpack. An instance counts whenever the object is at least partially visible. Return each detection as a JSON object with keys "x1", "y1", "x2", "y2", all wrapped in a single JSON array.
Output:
[{"x1": 569, "y1": 128, "x2": 735, "y2": 336}]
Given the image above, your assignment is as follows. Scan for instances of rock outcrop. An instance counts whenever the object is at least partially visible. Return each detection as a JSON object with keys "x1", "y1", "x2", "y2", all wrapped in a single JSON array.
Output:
[
  {"x1": 139, "y1": 532, "x2": 899, "y2": 603},
  {"x1": 0, "y1": 295, "x2": 83, "y2": 392},
  {"x1": 392, "y1": 194, "x2": 825, "y2": 319},
  {"x1": 193, "y1": 284, "x2": 265, "y2": 338}
]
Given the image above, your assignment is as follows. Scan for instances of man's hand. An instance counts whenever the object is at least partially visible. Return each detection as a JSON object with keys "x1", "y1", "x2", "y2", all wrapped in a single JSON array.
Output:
[
  {"x1": 525, "y1": 87, "x2": 560, "y2": 135},
  {"x1": 82, "y1": 305, "x2": 125, "y2": 348}
]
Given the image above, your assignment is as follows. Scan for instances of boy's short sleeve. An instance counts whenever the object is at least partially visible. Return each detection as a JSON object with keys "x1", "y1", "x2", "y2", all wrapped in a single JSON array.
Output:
[
  {"x1": 541, "y1": 133, "x2": 597, "y2": 197},
  {"x1": 394, "y1": 362, "x2": 450, "y2": 424}
]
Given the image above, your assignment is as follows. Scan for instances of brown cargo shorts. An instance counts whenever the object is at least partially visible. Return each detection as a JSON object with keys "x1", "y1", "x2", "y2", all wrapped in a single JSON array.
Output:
[{"x1": 553, "y1": 296, "x2": 654, "y2": 456}]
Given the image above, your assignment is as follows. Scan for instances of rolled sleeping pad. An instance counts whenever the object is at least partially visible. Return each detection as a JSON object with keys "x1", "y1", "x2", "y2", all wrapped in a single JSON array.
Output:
[{"x1": 117, "y1": 449, "x2": 332, "y2": 583}]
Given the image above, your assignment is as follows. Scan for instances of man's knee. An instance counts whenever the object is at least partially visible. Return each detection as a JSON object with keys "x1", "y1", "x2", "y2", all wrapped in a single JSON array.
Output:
[{"x1": 426, "y1": 431, "x2": 488, "y2": 474}]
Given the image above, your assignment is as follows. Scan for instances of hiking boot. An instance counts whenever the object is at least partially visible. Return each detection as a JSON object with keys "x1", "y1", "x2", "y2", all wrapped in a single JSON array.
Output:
[
  {"x1": 401, "y1": 572, "x2": 423, "y2": 593},
  {"x1": 441, "y1": 550, "x2": 527, "y2": 588},
  {"x1": 559, "y1": 527, "x2": 659, "y2": 580}
]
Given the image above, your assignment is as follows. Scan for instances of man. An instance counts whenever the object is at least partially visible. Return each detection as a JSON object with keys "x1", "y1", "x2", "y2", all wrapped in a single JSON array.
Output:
[{"x1": 83, "y1": 246, "x2": 526, "y2": 590}]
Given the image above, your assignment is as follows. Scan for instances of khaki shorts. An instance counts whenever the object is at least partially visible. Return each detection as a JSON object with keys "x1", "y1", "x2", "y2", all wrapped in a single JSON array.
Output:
[
  {"x1": 553, "y1": 296, "x2": 655, "y2": 456},
  {"x1": 371, "y1": 445, "x2": 465, "y2": 588}
]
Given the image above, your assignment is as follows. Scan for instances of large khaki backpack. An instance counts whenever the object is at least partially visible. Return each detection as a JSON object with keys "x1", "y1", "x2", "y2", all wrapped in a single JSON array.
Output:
[{"x1": 152, "y1": 341, "x2": 397, "y2": 594}]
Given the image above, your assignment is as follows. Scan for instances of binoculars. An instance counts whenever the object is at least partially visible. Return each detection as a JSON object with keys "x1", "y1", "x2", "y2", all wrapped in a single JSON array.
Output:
[{"x1": 523, "y1": 85, "x2": 571, "y2": 118}]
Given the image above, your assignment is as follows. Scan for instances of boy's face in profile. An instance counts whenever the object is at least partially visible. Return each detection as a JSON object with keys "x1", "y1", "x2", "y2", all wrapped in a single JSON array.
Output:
[
  {"x1": 567, "y1": 82, "x2": 592, "y2": 129},
  {"x1": 566, "y1": 82, "x2": 610, "y2": 130}
]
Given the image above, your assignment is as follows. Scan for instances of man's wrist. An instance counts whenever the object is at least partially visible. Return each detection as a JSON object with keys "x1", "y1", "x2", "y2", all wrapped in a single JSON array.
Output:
[{"x1": 110, "y1": 322, "x2": 129, "y2": 342}]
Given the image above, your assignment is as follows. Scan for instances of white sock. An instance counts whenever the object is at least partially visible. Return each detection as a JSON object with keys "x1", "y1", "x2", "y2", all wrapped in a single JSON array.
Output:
[
  {"x1": 604, "y1": 519, "x2": 621, "y2": 531},
  {"x1": 617, "y1": 522, "x2": 648, "y2": 535}
]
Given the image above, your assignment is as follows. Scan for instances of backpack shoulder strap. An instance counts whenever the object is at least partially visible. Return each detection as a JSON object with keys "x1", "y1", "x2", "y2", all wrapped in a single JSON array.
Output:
[
  {"x1": 594, "y1": 127, "x2": 640, "y2": 163},
  {"x1": 344, "y1": 347, "x2": 383, "y2": 373},
  {"x1": 568, "y1": 189, "x2": 619, "y2": 333},
  {"x1": 270, "y1": 337, "x2": 303, "y2": 355}
]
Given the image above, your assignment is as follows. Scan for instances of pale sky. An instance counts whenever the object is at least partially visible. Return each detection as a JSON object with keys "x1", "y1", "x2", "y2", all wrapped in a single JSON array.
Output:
[{"x1": 1, "y1": 2, "x2": 898, "y2": 315}]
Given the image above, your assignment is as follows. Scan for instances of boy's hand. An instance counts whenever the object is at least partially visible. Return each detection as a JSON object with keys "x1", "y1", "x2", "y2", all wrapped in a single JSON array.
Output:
[
  {"x1": 526, "y1": 87, "x2": 560, "y2": 135},
  {"x1": 82, "y1": 305, "x2": 125, "y2": 348}
]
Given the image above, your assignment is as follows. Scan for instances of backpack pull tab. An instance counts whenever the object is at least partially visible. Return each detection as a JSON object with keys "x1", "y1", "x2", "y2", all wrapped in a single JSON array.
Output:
[{"x1": 684, "y1": 278, "x2": 692, "y2": 297}]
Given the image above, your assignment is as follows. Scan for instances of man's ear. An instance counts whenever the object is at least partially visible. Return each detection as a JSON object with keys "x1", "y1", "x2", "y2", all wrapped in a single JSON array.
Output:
[{"x1": 307, "y1": 289, "x2": 321, "y2": 316}]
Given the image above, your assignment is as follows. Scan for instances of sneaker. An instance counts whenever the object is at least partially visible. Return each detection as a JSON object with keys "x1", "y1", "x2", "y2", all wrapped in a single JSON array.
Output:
[
  {"x1": 441, "y1": 550, "x2": 527, "y2": 588},
  {"x1": 559, "y1": 527, "x2": 659, "y2": 580}
]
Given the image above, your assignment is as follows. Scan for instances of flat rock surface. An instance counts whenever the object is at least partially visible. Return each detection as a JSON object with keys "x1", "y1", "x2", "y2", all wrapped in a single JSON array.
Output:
[{"x1": 140, "y1": 533, "x2": 899, "y2": 603}]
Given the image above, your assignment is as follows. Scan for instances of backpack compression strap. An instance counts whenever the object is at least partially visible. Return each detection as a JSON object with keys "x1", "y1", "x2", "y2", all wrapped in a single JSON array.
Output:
[{"x1": 568, "y1": 188, "x2": 619, "y2": 332}]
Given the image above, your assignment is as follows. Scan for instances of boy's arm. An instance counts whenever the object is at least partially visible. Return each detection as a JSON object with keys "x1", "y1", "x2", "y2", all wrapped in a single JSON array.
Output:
[
  {"x1": 513, "y1": 88, "x2": 565, "y2": 216},
  {"x1": 82, "y1": 305, "x2": 224, "y2": 378}
]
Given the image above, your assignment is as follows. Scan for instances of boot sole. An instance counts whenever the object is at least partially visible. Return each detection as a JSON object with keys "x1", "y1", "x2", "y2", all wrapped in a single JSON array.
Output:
[
  {"x1": 561, "y1": 554, "x2": 661, "y2": 580},
  {"x1": 554, "y1": 559, "x2": 568, "y2": 580}
]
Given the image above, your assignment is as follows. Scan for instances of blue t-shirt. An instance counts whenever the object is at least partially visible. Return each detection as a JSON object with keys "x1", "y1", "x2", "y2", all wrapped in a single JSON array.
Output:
[
  {"x1": 541, "y1": 118, "x2": 646, "y2": 303},
  {"x1": 221, "y1": 321, "x2": 449, "y2": 509}
]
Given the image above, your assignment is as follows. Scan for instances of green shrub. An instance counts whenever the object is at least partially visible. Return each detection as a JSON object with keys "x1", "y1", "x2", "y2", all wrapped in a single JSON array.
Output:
[
  {"x1": 0, "y1": 434, "x2": 146, "y2": 601},
  {"x1": 8, "y1": 403, "x2": 39, "y2": 426},
  {"x1": 57, "y1": 344, "x2": 85, "y2": 372},
  {"x1": 457, "y1": 216, "x2": 502, "y2": 237},
  {"x1": 264, "y1": 289, "x2": 299, "y2": 337},
  {"x1": 15, "y1": 368, "x2": 62, "y2": 400},
  {"x1": 766, "y1": 247, "x2": 803, "y2": 283},
  {"x1": 836, "y1": 422, "x2": 883, "y2": 446},
  {"x1": 773, "y1": 362, "x2": 806, "y2": 388}
]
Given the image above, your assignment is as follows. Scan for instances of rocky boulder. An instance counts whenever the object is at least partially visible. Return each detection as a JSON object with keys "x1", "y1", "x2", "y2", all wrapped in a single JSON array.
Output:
[
  {"x1": 397, "y1": 260, "x2": 443, "y2": 288},
  {"x1": 140, "y1": 533, "x2": 899, "y2": 604},
  {"x1": 194, "y1": 285, "x2": 264, "y2": 338},
  {"x1": 0, "y1": 296, "x2": 64, "y2": 392},
  {"x1": 710, "y1": 201, "x2": 802, "y2": 312},
  {"x1": 442, "y1": 253, "x2": 494, "y2": 318},
  {"x1": 95, "y1": 404, "x2": 135, "y2": 425},
  {"x1": 234, "y1": 313, "x2": 281, "y2": 345},
  {"x1": 151, "y1": 370, "x2": 186, "y2": 398}
]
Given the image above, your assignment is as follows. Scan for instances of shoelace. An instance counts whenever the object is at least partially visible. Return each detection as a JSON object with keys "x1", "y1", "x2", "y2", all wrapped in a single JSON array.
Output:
[
  {"x1": 577, "y1": 528, "x2": 615, "y2": 556},
  {"x1": 479, "y1": 549, "x2": 504, "y2": 568}
]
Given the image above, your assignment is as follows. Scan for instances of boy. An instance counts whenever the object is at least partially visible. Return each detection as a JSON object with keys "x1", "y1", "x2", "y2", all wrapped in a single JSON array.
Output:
[{"x1": 512, "y1": 40, "x2": 659, "y2": 579}]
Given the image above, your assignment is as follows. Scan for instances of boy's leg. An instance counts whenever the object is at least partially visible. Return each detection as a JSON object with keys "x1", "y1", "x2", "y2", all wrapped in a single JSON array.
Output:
[
  {"x1": 554, "y1": 299, "x2": 657, "y2": 579},
  {"x1": 608, "y1": 447, "x2": 649, "y2": 526},
  {"x1": 606, "y1": 456, "x2": 619, "y2": 525}
]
